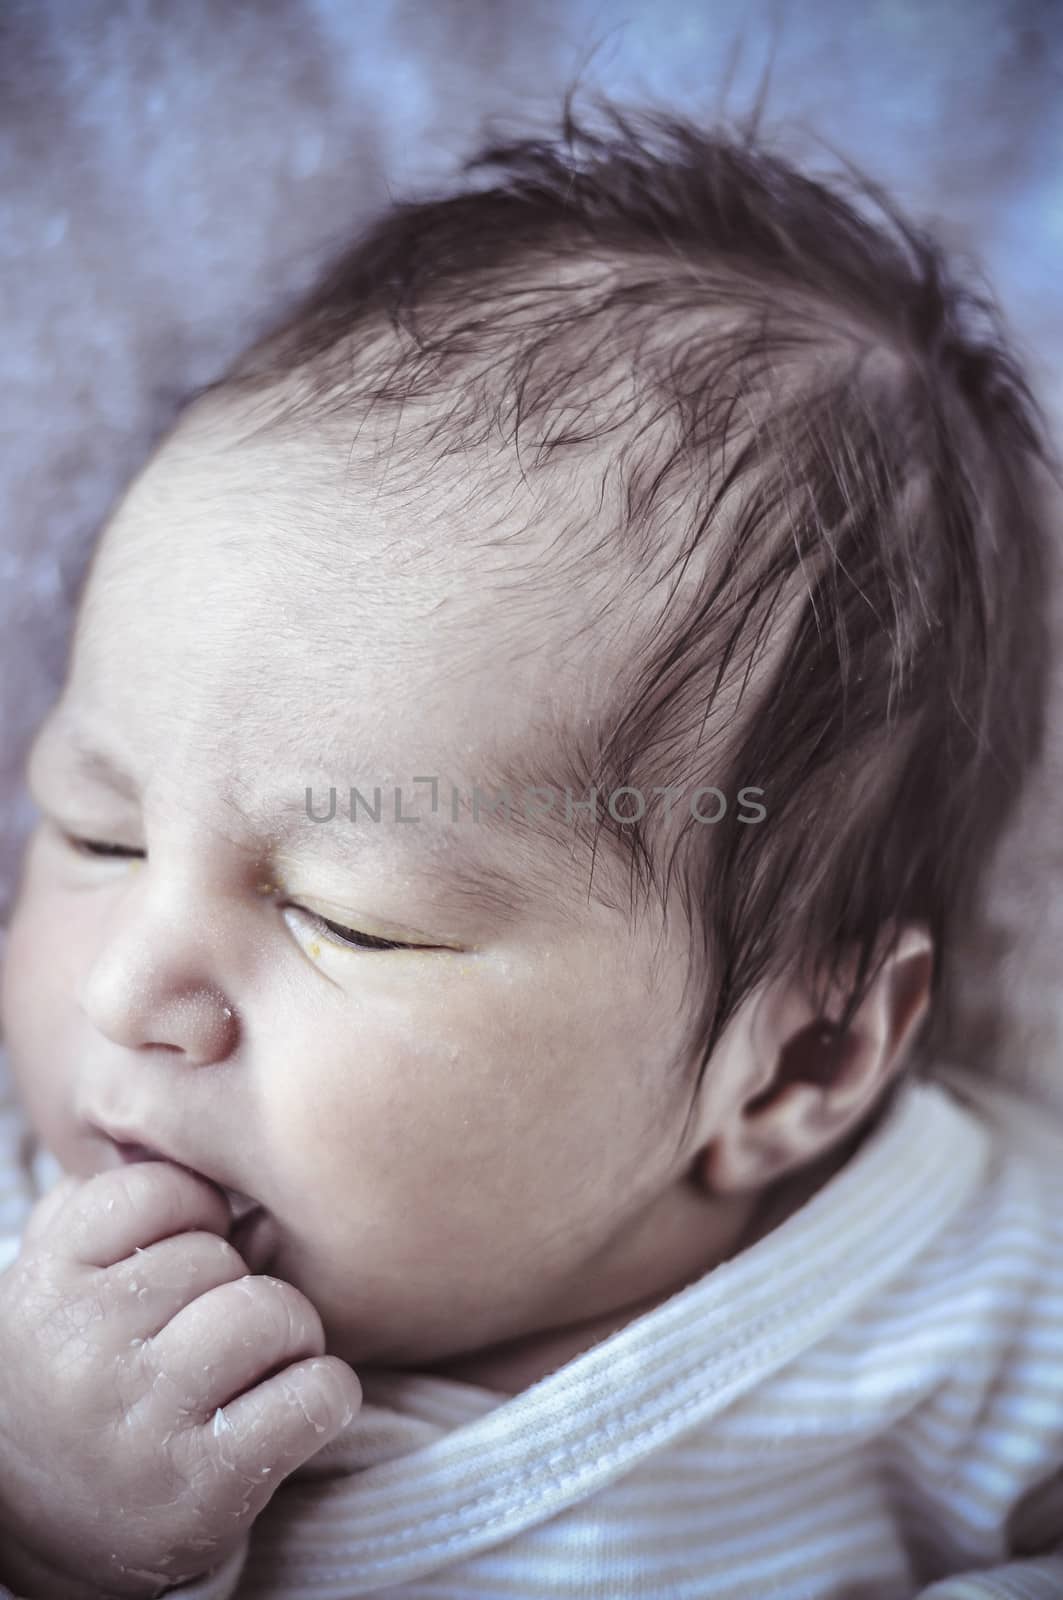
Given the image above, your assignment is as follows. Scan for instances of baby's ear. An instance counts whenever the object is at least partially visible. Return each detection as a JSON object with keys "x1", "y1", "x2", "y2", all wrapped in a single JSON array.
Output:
[{"x1": 699, "y1": 925, "x2": 933, "y2": 1195}]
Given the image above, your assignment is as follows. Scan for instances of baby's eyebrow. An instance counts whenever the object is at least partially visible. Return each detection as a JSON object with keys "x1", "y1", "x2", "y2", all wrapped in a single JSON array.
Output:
[
  {"x1": 235, "y1": 781, "x2": 579, "y2": 922},
  {"x1": 277, "y1": 797, "x2": 540, "y2": 908},
  {"x1": 29, "y1": 717, "x2": 581, "y2": 921},
  {"x1": 32, "y1": 728, "x2": 139, "y2": 802}
]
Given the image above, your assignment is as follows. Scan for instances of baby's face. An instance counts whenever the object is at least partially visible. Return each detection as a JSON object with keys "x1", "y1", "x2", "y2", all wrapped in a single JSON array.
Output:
[{"x1": 0, "y1": 395, "x2": 724, "y2": 1383}]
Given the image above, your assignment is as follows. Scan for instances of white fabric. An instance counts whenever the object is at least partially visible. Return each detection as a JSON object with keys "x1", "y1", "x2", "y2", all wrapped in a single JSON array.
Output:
[{"x1": 1, "y1": 1053, "x2": 1063, "y2": 1597}]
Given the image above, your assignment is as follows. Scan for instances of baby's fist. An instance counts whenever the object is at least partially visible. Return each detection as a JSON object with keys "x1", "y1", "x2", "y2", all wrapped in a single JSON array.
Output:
[{"x1": 0, "y1": 1161, "x2": 361, "y2": 1598}]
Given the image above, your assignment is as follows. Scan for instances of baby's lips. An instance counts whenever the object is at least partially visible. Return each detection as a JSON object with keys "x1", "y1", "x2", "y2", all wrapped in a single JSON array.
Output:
[{"x1": 106, "y1": 1139, "x2": 259, "y2": 1237}]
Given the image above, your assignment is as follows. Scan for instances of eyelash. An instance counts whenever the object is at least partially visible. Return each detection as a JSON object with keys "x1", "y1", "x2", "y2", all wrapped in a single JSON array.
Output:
[{"x1": 61, "y1": 835, "x2": 413, "y2": 953}]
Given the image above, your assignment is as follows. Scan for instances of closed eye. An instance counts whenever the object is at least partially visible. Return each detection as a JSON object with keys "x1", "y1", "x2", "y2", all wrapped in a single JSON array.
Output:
[
  {"x1": 67, "y1": 835, "x2": 142, "y2": 859},
  {"x1": 64, "y1": 834, "x2": 426, "y2": 953},
  {"x1": 301, "y1": 912, "x2": 414, "y2": 953}
]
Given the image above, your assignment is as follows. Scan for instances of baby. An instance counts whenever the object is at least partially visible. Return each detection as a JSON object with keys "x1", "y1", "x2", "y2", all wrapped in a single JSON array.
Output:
[{"x1": 1, "y1": 97, "x2": 1062, "y2": 1600}]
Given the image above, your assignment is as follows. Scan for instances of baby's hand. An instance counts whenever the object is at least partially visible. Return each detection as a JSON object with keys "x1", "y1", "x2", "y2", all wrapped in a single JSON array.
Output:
[{"x1": 0, "y1": 1163, "x2": 362, "y2": 1599}]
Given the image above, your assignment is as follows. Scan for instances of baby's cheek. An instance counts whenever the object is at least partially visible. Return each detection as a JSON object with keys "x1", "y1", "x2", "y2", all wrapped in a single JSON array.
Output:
[
  {"x1": 2, "y1": 889, "x2": 54, "y2": 1067},
  {"x1": 268, "y1": 1010, "x2": 517, "y2": 1249},
  {"x1": 3, "y1": 840, "x2": 92, "y2": 1042},
  {"x1": 259, "y1": 1016, "x2": 456, "y2": 1201}
]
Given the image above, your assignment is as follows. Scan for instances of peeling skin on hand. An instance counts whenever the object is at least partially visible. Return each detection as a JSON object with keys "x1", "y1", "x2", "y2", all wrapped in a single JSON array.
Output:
[
  {"x1": 281, "y1": 1375, "x2": 330, "y2": 1434},
  {"x1": 208, "y1": 1403, "x2": 276, "y2": 1485},
  {"x1": 115, "y1": 1561, "x2": 178, "y2": 1594}
]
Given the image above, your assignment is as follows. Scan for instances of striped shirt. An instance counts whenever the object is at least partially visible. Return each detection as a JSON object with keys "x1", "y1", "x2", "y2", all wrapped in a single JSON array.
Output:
[{"x1": 1, "y1": 1049, "x2": 1063, "y2": 1599}]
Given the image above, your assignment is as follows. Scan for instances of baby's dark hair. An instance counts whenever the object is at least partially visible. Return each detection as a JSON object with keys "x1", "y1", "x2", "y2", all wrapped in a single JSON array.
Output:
[{"x1": 212, "y1": 92, "x2": 1058, "y2": 1118}]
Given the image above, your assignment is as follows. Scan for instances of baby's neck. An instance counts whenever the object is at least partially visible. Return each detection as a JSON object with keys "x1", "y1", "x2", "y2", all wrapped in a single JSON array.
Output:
[{"x1": 419, "y1": 1121, "x2": 872, "y2": 1397}]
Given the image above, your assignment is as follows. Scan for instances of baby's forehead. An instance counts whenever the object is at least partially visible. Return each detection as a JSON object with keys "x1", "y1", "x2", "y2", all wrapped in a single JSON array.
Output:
[
  {"x1": 99, "y1": 390, "x2": 786, "y2": 861},
  {"x1": 84, "y1": 400, "x2": 627, "y2": 788},
  {"x1": 117, "y1": 389, "x2": 639, "y2": 678}
]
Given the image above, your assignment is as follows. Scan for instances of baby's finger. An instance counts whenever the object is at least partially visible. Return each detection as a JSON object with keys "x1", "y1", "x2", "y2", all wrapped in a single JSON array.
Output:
[
  {"x1": 202, "y1": 1356, "x2": 362, "y2": 1490},
  {"x1": 49, "y1": 1161, "x2": 233, "y2": 1268},
  {"x1": 19, "y1": 1174, "x2": 82, "y2": 1252},
  {"x1": 104, "y1": 1231, "x2": 254, "y2": 1337},
  {"x1": 147, "y1": 1274, "x2": 327, "y2": 1412}
]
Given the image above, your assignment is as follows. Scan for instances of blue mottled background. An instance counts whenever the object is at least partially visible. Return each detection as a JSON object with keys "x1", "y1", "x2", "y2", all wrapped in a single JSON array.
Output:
[{"x1": 1, "y1": 0, "x2": 1061, "y2": 1095}]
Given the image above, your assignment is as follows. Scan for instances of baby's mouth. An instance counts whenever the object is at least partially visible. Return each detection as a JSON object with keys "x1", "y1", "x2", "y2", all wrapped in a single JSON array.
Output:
[
  {"x1": 107, "y1": 1139, "x2": 277, "y2": 1271},
  {"x1": 110, "y1": 1140, "x2": 262, "y2": 1227},
  {"x1": 218, "y1": 1183, "x2": 260, "y2": 1224}
]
